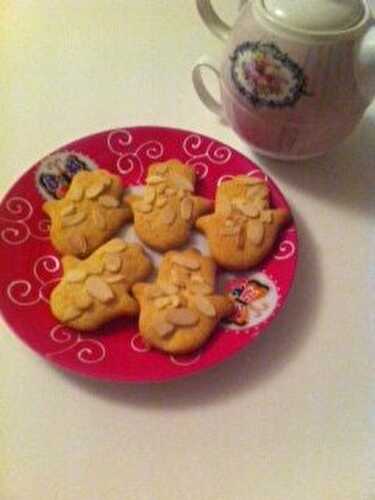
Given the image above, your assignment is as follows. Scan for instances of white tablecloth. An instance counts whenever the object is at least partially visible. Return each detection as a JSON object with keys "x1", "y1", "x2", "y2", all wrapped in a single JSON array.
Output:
[{"x1": 1, "y1": 1, "x2": 374, "y2": 499}]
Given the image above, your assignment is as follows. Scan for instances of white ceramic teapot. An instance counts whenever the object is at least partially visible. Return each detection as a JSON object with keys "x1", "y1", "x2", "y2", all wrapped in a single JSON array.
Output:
[{"x1": 193, "y1": 0, "x2": 375, "y2": 160}]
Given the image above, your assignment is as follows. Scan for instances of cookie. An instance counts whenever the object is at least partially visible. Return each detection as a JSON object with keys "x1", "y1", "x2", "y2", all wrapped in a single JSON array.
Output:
[
  {"x1": 126, "y1": 160, "x2": 213, "y2": 252},
  {"x1": 132, "y1": 248, "x2": 233, "y2": 354},
  {"x1": 195, "y1": 176, "x2": 291, "y2": 271},
  {"x1": 43, "y1": 169, "x2": 132, "y2": 257},
  {"x1": 50, "y1": 238, "x2": 153, "y2": 331}
]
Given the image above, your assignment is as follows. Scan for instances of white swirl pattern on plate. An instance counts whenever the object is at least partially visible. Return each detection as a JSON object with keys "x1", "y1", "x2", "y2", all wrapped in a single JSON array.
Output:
[
  {"x1": 7, "y1": 255, "x2": 60, "y2": 306},
  {"x1": 107, "y1": 129, "x2": 164, "y2": 183},
  {"x1": 274, "y1": 240, "x2": 296, "y2": 260},
  {"x1": 217, "y1": 169, "x2": 268, "y2": 187},
  {"x1": 0, "y1": 196, "x2": 50, "y2": 245},
  {"x1": 130, "y1": 333, "x2": 151, "y2": 353},
  {"x1": 6, "y1": 254, "x2": 106, "y2": 365},
  {"x1": 183, "y1": 134, "x2": 232, "y2": 180},
  {"x1": 47, "y1": 324, "x2": 106, "y2": 364},
  {"x1": 169, "y1": 352, "x2": 202, "y2": 366}
]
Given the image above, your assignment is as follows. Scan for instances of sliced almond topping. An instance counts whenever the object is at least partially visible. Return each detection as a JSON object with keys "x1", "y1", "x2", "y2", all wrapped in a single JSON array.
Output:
[
  {"x1": 143, "y1": 186, "x2": 156, "y2": 204},
  {"x1": 171, "y1": 267, "x2": 190, "y2": 286},
  {"x1": 160, "y1": 283, "x2": 179, "y2": 295},
  {"x1": 260, "y1": 210, "x2": 273, "y2": 224},
  {"x1": 104, "y1": 253, "x2": 122, "y2": 272},
  {"x1": 161, "y1": 206, "x2": 176, "y2": 225},
  {"x1": 247, "y1": 183, "x2": 269, "y2": 199},
  {"x1": 232, "y1": 198, "x2": 246, "y2": 210},
  {"x1": 169, "y1": 174, "x2": 194, "y2": 192},
  {"x1": 154, "y1": 296, "x2": 172, "y2": 309},
  {"x1": 254, "y1": 198, "x2": 269, "y2": 211},
  {"x1": 180, "y1": 197, "x2": 193, "y2": 221},
  {"x1": 177, "y1": 189, "x2": 186, "y2": 200},
  {"x1": 157, "y1": 183, "x2": 167, "y2": 194},
  {"x1": 240, "y1": 203, "x2": 260, "y2": 218},
  {"x1": 92, "y1": 208, "x2": 107, "y2": 230},
  {"x1": 86, "y1": 181, "x2": 106, "y2": 199},
  {"x1": 170, "y1": 295, "x2": 181, "y2": 308},
  {"x1": 171, "y1": 274, "x2": 183, "y2": 287},
  {"x1": 147, "y1": 287, "x2": 165, "y2": 299},
  {"x1": 155, "y1": 164, "x2": 168, "y2": 174},
  {"x1": 190, "y1": 273, "x2": 204, "y2": 283},
  {"x1": 225, "y1": 218, "x2": 234, "y2": 227},
  {"x1": 69, "y1": 184, "x2": 84, "y2": 202},
  {"x1": 98, "y1": 195, "x2": 120, "y2": 208},
  {"x1": 247, "y1": 220, "x2": 265, "y2": 246},
  {"x1": 69, "y1": 234, "x2": 88, "y2": 255},
  {"x1": 102, "y1": 177, "x2": 112, "y2": 187},
  {"x1": 221, "y1": 226, "x2": 241, "y2": 236},
  {"x1": 74, "y1": 291, "x2": 93, "y2": 310},
  {"x1": 189, "y1": 282, "x2": 213, "y2": 296},
  {"x1": 238, "y1": 176, "x2": 264, "y2": 185},
  {"x1": 61, "y1": 203, "x2": 76, "y2": 217},
  {"x1": 155, "y1": 321, "x2": 175, "y2": 338},
  {"x1": 146, "y1": 174, "x2": 164, "y2": 184},
  {"x1": 61, "y1": 305, "x2": 82, "y2": 322},
  {"x1": 86, "y1": 276, "x2": 115, "y2": 303},
  {"x1": 165, "y1": 187, "x2": 176, "y2": 197},
  {"x1": 172, "y1": 254, "x2": 200, "y2": 270},
  {"x1": 218, "y1": 197, "x2": 232, "y2": 217},
  {"x1": 166, "y1": 308, "x2": 199, "y2": 327},
  {"x1": 65, "y1": 268, "x2": 87, "y2": 283},
  {"x1": 155, "y1": 196, "x2": 167, "y2": 208},
  {"x1": 62, "y1": 211, "x2": 87, "y2": 227},
  {"x1": 135, "y1": 201, "x2": 152, "y2": 213},
  {"x1": 89, "y1": 259, "x2": 104, "y2": 275},
  {"x1": 104, "y1": 238, "x2": 127, "y2": 253},
  {"x1": 237, "y1": 226, "x2": 246, "y2": 250},
  {"x1": 194, "y1": 296, "x2": 216, "y2": 318},
  {"x1": 104, "y1": 273, "x2": 127, "y2": 284},
  {"x1": 171, "y1": 269, "x2": 184, "y2": 287}
]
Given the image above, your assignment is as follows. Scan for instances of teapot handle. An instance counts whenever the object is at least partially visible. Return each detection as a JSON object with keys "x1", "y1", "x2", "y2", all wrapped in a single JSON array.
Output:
[
  {"x1": 196, "y1": 0, "x2": 247, "y2": 42},
  {"x1": 192, "y1": 56, "x2": 224, "y2": 117}
]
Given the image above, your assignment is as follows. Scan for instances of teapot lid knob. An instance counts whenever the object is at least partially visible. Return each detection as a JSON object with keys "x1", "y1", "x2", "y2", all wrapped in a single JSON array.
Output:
[{"x1": 263, "y1": 0, "x2": 366, "y2": 33}]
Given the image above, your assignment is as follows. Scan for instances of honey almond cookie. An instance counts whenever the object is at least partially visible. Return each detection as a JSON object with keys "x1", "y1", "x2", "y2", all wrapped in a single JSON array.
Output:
[
  {"x1": 195, "y1": 176, "x2": 291, "y2": 271},
  {"x1": 126, "y1": 160, "x2": 213, "y2": 252},
  {"x1": 132, "y1": 248, "x2": 233, "y2": 354},
  {"x1": 50, "y1": 239, "x2": 153, "y2": 331},
  {"x1": 43, "y1": 169, "x2": 132, "y2": 257}
]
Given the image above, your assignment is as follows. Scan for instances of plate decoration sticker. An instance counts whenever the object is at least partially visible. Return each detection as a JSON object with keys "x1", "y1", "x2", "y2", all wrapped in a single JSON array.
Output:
[
  {"x1": 221, "y1": 272, "x2": 279, "y2": 330},
  {"x1": 35, "y1": 152, "x2": 97, "y2": 200}
]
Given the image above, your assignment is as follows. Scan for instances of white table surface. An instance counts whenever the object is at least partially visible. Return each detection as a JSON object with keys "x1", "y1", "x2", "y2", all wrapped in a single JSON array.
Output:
[{"x1": 1, "y1": 2, "x2": 374, "y2": 499}]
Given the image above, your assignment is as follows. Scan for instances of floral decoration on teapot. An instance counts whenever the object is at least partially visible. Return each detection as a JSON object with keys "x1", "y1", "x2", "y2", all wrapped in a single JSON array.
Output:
[{"x1": 230, "y1": 41, "x2": 312, "y2": 108}]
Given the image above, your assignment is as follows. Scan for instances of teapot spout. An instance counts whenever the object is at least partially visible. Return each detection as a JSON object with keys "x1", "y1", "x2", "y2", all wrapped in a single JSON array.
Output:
[{"x1": 357, "y1": 25, "x2": 375, "y2": 103}]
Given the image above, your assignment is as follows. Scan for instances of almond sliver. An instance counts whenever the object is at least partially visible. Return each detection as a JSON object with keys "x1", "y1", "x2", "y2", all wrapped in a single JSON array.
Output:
[
  {"x1": 166, "y1": 308, "x2": 199, "y2": 326},
  {"x1": 194, "y1": 296, "x2": 216, "y2": 318},
  {"x1": 66, "y1": 269, "x2": 87, "y2": 283},
  {"x1": 86, "y1": 276, "x2": 115, "y2": 303}
]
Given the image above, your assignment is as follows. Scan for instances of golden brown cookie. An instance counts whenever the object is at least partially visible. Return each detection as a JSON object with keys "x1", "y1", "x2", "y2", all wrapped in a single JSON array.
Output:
[
  {"x1": 50, "y1": 238, "x2": 153, "y2": 331},
  {"x1": 126, "y1": 160, "x2": 213, "y2": 252},
  {"x1": 43, "y1": 169, "x2": 132, "y2": 257},
  {"x1": 132, "y1": 248, "x2": 233, "y2": 354},
  {"x1": 195, "y1": 176, "x2": 291, "y2": 271}
]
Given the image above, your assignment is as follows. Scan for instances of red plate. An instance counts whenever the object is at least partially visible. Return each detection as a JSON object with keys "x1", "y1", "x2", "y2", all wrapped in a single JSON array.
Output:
[{"x1": 0, "y1": 127, "x2": 298, "y2": 382}]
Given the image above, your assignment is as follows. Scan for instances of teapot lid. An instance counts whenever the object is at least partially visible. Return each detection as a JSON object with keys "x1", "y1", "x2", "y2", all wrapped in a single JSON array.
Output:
[{"x1": 263, "y1": 0, "x2": 365, "y2": 32}]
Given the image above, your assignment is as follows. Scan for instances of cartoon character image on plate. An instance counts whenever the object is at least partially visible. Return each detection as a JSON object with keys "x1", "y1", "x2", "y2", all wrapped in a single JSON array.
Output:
[
  {"x1": 36, "y1": 152, "x2": 97, "y2": 200},
  {"x1": 220, "y1": 272, "x2": 279, "y2": 329},
  {"x1": 231, "y1": 42, "x2": 312, "y2": 108}
]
